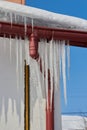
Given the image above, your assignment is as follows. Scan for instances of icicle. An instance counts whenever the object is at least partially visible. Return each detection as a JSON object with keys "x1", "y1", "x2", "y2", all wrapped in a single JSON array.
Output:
[
  {"x1": 44, "y1": 41, "x2": 48, "y2": 107},
  {"x1": 9, "y1": 35, "x2": 12, "y2": 62},
  {"x1": 49, "y1": 40, "x2": 54, "y2": 109},
  {"x1": 15, "y1": 36, "x2": 19, "y2": 90},
  {"x1": 3, "y1": 34, "x2": 6, "y2": 53},
  {"x1": 24, "y1": 17, "x2": 27, "y2": 35},
  {"x1": 19, "y1": 37, "x2": 23, "y2": 88},
  {"x1": 58, "y1": 41, "x2": 62, "y2": 77},
  {"x1": 4, "y1": 98, "x2": 9, "y2": 123},
  {"x1": 24, "y1": 37, "x2": 29, "y2": 65},
  {"x1": 32, "y1": 18, "x2": 34, "y2": 33},
  {"x1": 61, "y1": 40, "x2": 67, "y2": 104},
  {"x1": 38, "y1": 40, "x2": 45, "y2": 98},
  {"x1": 10, "y1": 12, "x2": 13, "y2": 28},
  {"x1": 35, "y1": 61, "x2": 42, "y2": 99},
  {"x1": 14, "y1": 13, "x2": 17, "y2": 23},
  {"x1": 22, "y1": 40, "x2": 25, "y2": 89},
  {"x1": 67, "y1": 40, "x2": 70, "y2": 79},
  {"x1": 56, "y1": 41, "x2": 60, "y2": 88},
  {"x1": 53, "y1": 41, "x2": 58, "y2": 91}
]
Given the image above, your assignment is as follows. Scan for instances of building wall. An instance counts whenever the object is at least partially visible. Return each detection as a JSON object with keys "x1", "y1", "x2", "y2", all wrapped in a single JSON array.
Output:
[
  {"x1": 7, "y1": 0, "x2": 25, "y2": 4},
  {"x1": 0, "y1": 37, "x2": 24, "y2": 130}
]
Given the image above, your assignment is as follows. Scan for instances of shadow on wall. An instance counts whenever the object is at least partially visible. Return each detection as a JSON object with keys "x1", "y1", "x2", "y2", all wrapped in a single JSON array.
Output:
[{"x1": 0, "y1": 37, "x2": 24, "y2": 123}]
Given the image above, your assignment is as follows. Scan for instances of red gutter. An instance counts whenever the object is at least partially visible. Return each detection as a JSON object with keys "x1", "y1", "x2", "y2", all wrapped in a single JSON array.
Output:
[{"x1": 0, "y1": 21, "x2": 87, "y2": 47}]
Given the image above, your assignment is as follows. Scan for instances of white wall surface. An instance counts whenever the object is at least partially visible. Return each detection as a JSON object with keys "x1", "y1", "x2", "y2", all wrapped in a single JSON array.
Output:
[{"x1": 0, "y1": 37, "x2": 24, "y2": 130}]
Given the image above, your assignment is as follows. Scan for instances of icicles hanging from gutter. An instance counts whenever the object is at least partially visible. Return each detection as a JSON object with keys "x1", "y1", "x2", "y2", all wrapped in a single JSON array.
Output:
[{"x1": 38, "y1": 39, "x2": 70, "y2": 105}]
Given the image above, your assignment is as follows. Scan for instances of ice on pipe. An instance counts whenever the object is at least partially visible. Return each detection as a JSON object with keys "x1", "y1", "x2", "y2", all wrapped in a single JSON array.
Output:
[
  {"x1": 38, "y1": 40, "x2": 46, "y2": 98},
  {"x1": 49, "y1": 40, "x2": 54, "y2": 108},
  {"x1": 37, "y1": 39, "x2": 68, "y2": 107},
  {"x1": 35, "y1": 60, "x2": 43, "y2": 99},
  {"x1": 44, "y1": 40, "x2": 48, "y2": 106}
]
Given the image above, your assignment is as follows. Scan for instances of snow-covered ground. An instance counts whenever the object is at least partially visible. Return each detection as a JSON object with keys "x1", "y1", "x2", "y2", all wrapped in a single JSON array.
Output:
[{"x1": 62, "y1": 115, "x2": 87, "y2": 130}]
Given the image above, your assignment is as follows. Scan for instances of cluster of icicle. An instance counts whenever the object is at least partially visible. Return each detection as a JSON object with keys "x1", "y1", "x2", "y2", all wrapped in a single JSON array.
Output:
[
  {"x1": 0, "y1": 9, "x2": 33, "y2": 35},
  {"x1": 29, "y1": 39, "x2": 70, "y2": 130},
  {"x1": 0, "y1": 36, "x2": 29, "y2": 124},
  {"x1": 37, "y1": 39, "x2": 70, "y2": 105},
  {"x1": 0, "y1": 36, "x2": 70, "y2": 130}
]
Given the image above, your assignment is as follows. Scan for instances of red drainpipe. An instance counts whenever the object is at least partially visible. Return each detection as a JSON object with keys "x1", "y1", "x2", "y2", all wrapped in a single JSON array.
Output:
[
  {"x1": 29, "y1": 32, "x2": 54, "y2": 130},
  {"x1": 46, "y1": 70, "x2": 54, "y2": 130}
]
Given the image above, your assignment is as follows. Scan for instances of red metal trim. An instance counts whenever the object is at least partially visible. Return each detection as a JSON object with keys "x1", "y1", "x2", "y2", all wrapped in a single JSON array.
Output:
[
  {"x1": 0, "y1": 21, "x2": 87, "y2": 47},
  {"x1": 46, "y1": 70, "x2": 54, "y2": 130}
]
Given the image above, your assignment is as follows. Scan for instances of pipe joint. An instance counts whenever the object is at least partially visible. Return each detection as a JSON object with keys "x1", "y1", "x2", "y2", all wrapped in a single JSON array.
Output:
[{"x1": 29, "y1": 32, "x2": 39, "y2": 59}]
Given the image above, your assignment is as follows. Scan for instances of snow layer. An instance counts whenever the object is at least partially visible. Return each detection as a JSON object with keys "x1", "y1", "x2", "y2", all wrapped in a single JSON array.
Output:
[
  {"x1": 62, "y1": 115, "x2": 87, "y2": 130},
  {"x1": 0, "y1": 1, "x2": 87, "y2": 31}
]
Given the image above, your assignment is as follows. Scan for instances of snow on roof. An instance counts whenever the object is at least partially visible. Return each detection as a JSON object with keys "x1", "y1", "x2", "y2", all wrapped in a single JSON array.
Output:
[{"x1": 0, "y1": 1, "x2": 87, "y2": 31}]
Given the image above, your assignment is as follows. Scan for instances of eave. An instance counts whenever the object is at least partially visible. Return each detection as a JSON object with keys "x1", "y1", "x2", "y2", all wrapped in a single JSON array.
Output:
[{"x1": 0, "y1": 21, "x2": 87, "y2": 48}]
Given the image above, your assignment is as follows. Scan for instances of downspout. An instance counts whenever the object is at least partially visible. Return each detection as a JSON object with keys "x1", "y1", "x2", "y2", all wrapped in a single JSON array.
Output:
[
  {"x1": 29, "y1": 32, "x2": 54, "y2": 130},
  {"x1": 46, "y1": 70, "x2": 54, "y2": 130}
]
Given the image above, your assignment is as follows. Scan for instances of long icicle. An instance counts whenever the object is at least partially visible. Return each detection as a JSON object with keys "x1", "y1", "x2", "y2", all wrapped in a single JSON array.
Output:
[
  {"x1": 58, "y1": 41, "x2": 62, "y2": 77},
  {"x1": 35, "y1": 60, "x2": 42, "y2": 99},
  {"x1": 16, "y1": 36, "x2": 19, "y2": 90},
  {"x1": 61, "y1": 40, "x2": 67, "y2": 104},
  {"x1": 49, "y1": 40, "x2": 54, "y2": 109},
  {"x1": 14, "y1": 13, "x2": 17, "y2": 23},
  {"x1": 53, "y1": 41, "x2": 58, "y2": 91},
  {"x1": 56, "y1": 41, "x2": 60, "y2": 89},
  {"x1": 38, "y1": 40, "x2": 45, "y2": 98},
  {"x1": 3, "y1": 34, "x2": 6, "y2": 53},
  {"x1": 44, "y1": 40, "x2": 48, "y2": 108},
  {"x1": 19, "y1": 37, "x2": 23, "y2": 88},
  {"x1": 67, "y1": 40, "x2": 70, "y2": 79},
  {"x1": 9, "y1": 35, "x2": 12, "y2": 63},
  {"x1": 25, "y1": 37, "x2": 29, "y2": 65}
]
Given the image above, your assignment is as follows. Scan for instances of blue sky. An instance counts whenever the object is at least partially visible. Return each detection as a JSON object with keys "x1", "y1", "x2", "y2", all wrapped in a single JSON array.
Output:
[{"x1": 25, "y1": 0, "x2": 87, "y2": 116}]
